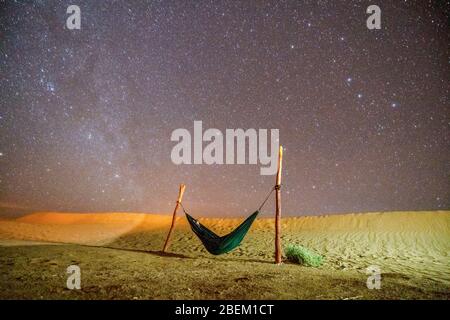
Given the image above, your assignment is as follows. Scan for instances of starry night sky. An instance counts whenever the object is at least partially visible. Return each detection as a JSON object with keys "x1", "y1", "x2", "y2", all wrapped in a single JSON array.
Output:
[{"x1": 0, "y1": 1, "x2": 449, "y2": 217}]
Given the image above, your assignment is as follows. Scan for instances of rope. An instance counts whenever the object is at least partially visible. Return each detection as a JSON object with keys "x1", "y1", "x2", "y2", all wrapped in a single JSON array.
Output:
[
  {"x1": 257, "y1": 184, "x2": 281, "y2": 212},
  {"x1": 176, "y1": 200, "x2": 189, "y2": 215},
  {"x1": 177, "y1": 184, "x2": 281, "y2": 215}
]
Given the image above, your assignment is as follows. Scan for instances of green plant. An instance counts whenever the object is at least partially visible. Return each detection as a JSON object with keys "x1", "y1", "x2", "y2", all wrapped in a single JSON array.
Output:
[{"x1": 285, "y1": 244, "x2": 323, "y2": 267}]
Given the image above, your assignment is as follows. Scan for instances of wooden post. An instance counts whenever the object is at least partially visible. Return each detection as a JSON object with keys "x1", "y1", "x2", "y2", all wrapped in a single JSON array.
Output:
[
  {"x1": 162, "y1": 184, "x2": 186, "y2": 253},
  {"x1": 275, "y1": 145, "x2": 283, "y2": 264}
]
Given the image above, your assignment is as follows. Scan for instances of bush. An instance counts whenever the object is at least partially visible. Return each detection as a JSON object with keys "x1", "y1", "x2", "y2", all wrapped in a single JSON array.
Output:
[{"x1": 285, "y1": 244, "x2": 323, "y2": 267}]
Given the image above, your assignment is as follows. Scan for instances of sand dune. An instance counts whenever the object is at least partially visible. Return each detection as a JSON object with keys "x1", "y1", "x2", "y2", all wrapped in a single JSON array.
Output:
[
  {"x1": 0, "y1": 210, "x2": 449, "y2": 299},
  {"x1": 16, "y1": 212, "x2": 170, "y2": 225}
]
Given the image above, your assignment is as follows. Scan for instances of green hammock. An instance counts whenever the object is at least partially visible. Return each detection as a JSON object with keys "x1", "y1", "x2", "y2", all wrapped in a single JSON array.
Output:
[
  {"x1": 185, "y1": 211, "x2": 259, "y2": 255},
  {"x1": 180, "y1": 186, "x2": 277, "y2": 255}
]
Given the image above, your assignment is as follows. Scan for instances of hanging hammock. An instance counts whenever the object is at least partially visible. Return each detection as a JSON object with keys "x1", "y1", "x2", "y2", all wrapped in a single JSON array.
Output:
[{"x1": 178, "y1": 186, "x2": 278, "y2": 255}]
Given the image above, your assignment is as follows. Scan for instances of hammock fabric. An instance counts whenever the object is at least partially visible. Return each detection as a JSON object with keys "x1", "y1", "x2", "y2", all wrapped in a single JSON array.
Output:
[
  {"x1": 180, "y1": 186, "x2": 277, "y2": 255},
  {"x1": 185, "y1": 211, "x2": 259, "y2": 255}
]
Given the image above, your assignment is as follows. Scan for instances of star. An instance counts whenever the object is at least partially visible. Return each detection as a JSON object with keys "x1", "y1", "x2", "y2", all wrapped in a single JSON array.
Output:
[
  {"x1": 0, "y1": 1, "x2": 447, "y2": 217},
  {"x1": 46, "y1": 82, "x2": 55, "y2": 92}
]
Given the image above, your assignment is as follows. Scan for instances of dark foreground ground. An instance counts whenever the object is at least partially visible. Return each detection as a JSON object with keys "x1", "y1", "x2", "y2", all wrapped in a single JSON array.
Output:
[{"x1": 1, "y1": 244, "x2": 448, "y2": 300}]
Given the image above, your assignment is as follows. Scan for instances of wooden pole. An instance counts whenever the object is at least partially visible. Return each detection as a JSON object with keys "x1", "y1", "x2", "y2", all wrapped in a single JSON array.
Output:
[
  {"x1": 162, "y1": 184, "x2": 186, "y2": 253},
  {"x1": 275, "y1": 145, "x2": 283, "y2": 264}
]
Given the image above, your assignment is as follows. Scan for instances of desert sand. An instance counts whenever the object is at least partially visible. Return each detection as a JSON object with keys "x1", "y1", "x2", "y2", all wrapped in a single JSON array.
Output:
[{"x1": 0, "y1": 210, "x2": 449, "y2": 299}]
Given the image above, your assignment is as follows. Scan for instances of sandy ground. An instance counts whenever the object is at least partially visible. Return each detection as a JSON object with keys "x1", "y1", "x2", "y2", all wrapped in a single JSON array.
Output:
[{"x1": 0, "y1": 211, "x2": 449, "y2": 299}]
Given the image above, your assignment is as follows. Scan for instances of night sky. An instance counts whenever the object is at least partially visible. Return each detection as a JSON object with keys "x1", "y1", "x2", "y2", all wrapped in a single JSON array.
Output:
[{"x1": 0, "y1": 1, "x2": 449, "y2": 217}]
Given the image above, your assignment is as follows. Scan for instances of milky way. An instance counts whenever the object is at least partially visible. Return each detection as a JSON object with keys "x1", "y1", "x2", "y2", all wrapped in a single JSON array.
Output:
[{"x1": 0, "y1": 1, "x2": 449, "y2": 216}]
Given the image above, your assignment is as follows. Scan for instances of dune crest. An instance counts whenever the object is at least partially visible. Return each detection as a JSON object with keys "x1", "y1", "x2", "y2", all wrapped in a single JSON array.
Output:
[{"x1": 17, "y1": 212, "x2": 171, "y2": 225}]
